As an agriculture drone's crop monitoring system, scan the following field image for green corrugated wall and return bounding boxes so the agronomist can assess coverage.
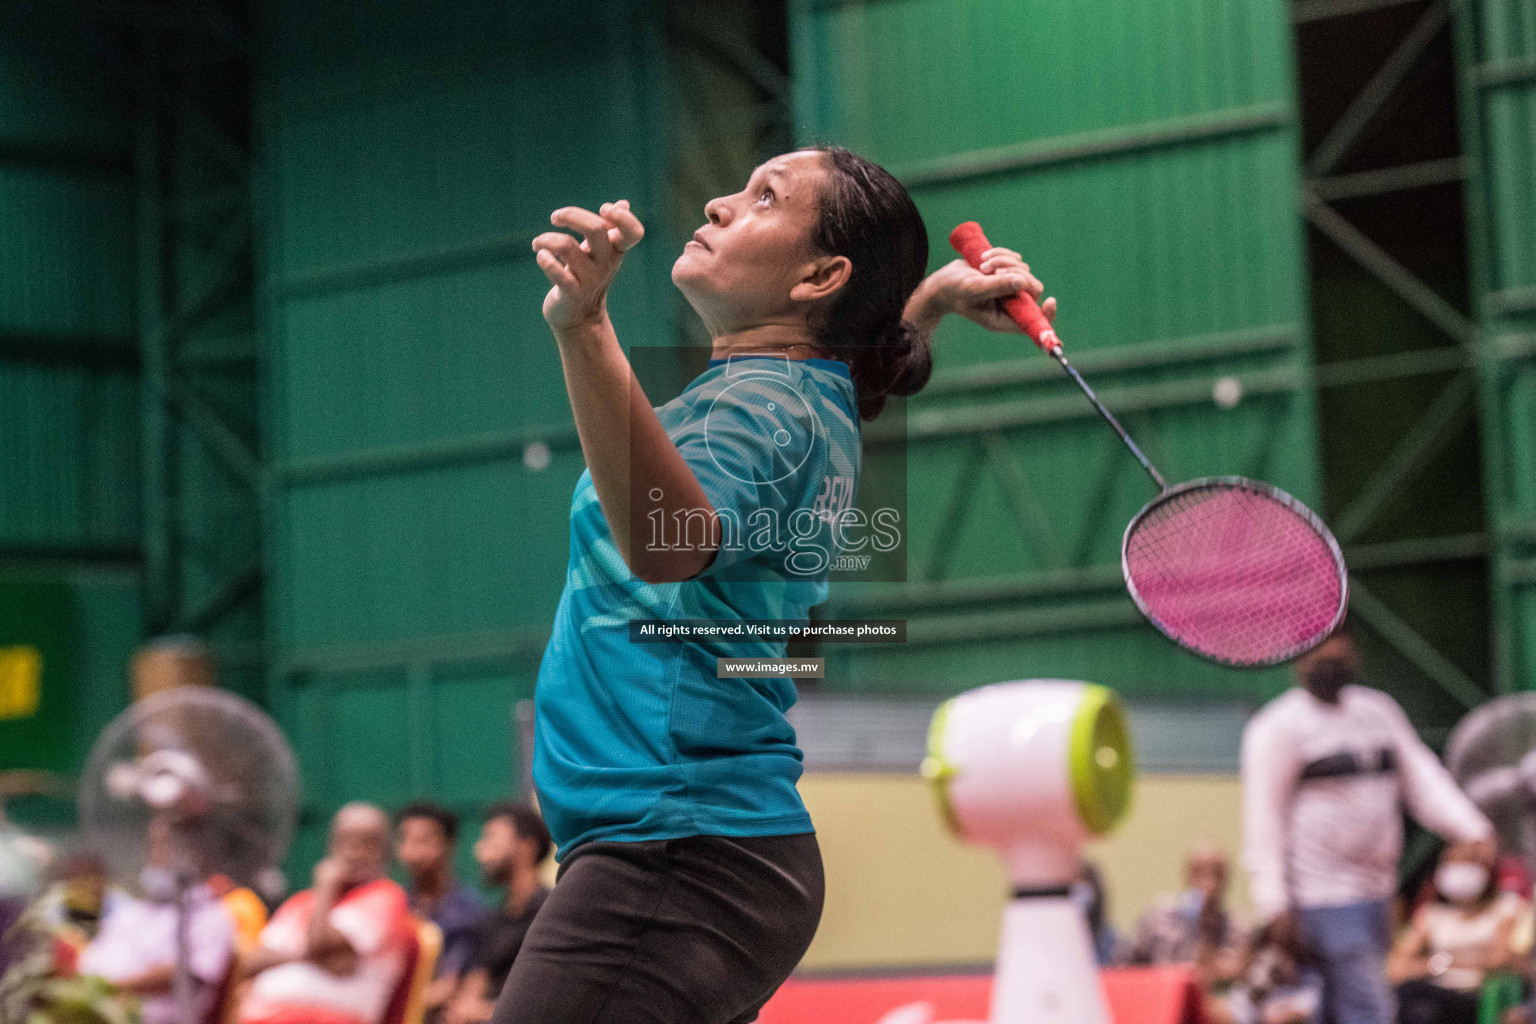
[0,6,140,786]
[1455,0,1536,694]
[256,0,671,866]
[793,0,1321,701]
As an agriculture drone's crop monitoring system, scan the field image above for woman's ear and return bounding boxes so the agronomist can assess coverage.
[790,255,852,303]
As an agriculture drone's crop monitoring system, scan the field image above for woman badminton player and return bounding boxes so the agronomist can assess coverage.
[498,146,1053,1024]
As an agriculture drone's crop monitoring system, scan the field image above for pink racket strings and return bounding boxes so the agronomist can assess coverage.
[1123,482,1347,666]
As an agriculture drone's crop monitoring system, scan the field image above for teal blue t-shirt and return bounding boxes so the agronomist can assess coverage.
[532,354,862,858]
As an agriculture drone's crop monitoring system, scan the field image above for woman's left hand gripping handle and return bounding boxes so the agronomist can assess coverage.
[533,200,645,331]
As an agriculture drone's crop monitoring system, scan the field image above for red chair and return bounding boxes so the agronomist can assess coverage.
[380,919,440,1024]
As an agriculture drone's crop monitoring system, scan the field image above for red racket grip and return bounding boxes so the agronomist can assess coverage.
[948,221,1060,355]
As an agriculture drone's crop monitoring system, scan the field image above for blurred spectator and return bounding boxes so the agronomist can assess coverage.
[0,818,46,973]
[1388,840,1530,1024]
[1242,631,1493,1024]
[445,803,550,1024]
[1069,859,1122,967]
[76,815,235,1024]
[207,873,269,956]
[238,802,415,1024]
[35,851,122,948]
[1125,843,1246,990]
[1214,925,1324,1024]
[396,801,485,1020]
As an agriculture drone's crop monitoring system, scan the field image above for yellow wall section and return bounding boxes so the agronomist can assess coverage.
[797,771,1248,971]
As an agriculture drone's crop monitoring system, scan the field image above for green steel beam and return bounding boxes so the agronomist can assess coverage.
[0,138,132,176]
[278,421,582,487]
[164,374,263,491]
[830,534,1487,621]
[919,441,985,582]
[166,217,253,337]
[177,331,258,370]
[1489,286,1536,317]
[1349,580,1487,709]
[1451,0,1521,692]
[177,559,262,634]
[1346,532,1487,571]
[177,95,251,180]
[901,600,1144,648]
[266,335,1483,488]
[0,543,142,569]
[136,49,177,635]
[890,102,1292,190]
[172,185,247,229]
[1293,0,1429,23]
[1309,157,1465,203]
[924,324,1300,397]
[274,624,551,677]
[1303,191,1479,347]
[1306,1,1449,176]
[905,365,1302,441]
[980,431,1066,570]
[1493,333,1536,362]
[132,1,264,658]
[1313,345,1469,388]
[0,332,138,371]
[828,564,1125,616]
[668,16,790,104]
[275,228,540,301]
[1333,372,1478,542]
[1476,57,1536,89]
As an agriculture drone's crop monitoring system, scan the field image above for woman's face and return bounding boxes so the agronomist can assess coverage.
[672,151,845,335]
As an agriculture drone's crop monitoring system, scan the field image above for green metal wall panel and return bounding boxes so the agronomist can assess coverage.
[793,0,1320,701]
[1454,0,1536,690]
[257,0,671,851]
[0,6,142,788]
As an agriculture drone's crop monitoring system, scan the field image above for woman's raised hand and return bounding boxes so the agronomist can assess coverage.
[904,246,1057,336]
[532,200,645,331]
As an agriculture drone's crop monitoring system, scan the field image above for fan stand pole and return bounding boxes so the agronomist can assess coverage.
[173,873,194,1024]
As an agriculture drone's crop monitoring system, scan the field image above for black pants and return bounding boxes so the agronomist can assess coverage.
[1394,979,1479,1024]
[491,833,824,1024]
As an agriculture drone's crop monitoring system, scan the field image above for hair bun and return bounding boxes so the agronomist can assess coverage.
[847,319,932,419]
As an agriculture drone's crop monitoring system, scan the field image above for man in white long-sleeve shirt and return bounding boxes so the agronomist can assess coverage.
[1241,631,1493,1024]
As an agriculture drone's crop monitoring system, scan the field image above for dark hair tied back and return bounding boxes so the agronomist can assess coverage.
[806,145,933,420]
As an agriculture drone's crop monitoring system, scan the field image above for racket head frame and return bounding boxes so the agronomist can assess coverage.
[1120,476,1350,669]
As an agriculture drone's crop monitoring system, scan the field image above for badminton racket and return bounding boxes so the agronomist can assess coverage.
[949,222,1348,668]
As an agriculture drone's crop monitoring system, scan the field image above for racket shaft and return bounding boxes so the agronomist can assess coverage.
[948,221,1167,491]
[1055,355,1167,491]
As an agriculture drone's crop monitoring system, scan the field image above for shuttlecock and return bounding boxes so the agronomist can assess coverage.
[1213,376,1243,409]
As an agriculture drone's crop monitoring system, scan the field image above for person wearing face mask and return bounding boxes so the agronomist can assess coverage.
[1241,630,1495,1024]
[1387,840,1530,1024]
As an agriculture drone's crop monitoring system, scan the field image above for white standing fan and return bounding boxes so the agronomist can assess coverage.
[1445,692,1536,865]
[79,687,300,1024]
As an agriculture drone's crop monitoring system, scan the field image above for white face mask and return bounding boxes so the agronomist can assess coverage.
[1435,862,1490,903]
